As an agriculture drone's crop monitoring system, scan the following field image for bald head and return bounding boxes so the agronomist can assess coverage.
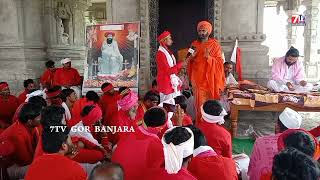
[89,163,124,180]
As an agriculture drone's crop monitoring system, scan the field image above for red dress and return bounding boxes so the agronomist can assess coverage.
[197,120,232,158]
[53,67,81,87]
[112,126,164,180]
[0,121,39,167]
[156,47,183,95]
[25,153,87,180]
[0,95,19,129]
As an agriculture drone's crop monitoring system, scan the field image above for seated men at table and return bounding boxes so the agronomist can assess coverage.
[267,46,313,92]
[53,58,82,98]
[197,100,232,158]
[187,125,238,180]
[248,107,302,180]
[224,61,238,86]
[143,126,196,180]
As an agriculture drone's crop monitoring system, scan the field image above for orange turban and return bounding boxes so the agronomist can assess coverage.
[157,31,171,42]
[197,21,212,34]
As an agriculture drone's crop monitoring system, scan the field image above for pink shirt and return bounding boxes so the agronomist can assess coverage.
[271,56,305,84]
[248,133,281,180]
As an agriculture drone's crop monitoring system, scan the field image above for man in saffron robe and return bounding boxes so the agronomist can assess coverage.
[248,107,302,180]
[99,83,121,126]
[143,126,196,180]
[53,58,82,98]
[40,60,56,89]
[187,125,238,180]
[25,125,87,180]
[197,100,232,158]
[156,31,183,102]
[17,79,35,105]
[0,82,19,132]
[0,103,42,178]
[112,107,167,180]
[187,21,225,123]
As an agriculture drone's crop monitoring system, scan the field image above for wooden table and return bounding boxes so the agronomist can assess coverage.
[230,103,320,137]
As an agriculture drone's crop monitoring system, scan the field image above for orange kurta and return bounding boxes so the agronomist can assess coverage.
[188,38,225,122]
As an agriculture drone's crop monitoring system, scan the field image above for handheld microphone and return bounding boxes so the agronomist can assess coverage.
[186,46,196,58]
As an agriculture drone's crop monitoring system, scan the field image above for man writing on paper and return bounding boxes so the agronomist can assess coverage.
[267,46,313,93]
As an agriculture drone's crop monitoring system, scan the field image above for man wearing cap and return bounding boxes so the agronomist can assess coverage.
[267,46,313,92]
[197,100,232,158]
[187,21,225,123]
[143,126,196,180]
[53,58,82,97]
[248,107,302,180]
[40,60,56,89]
[0,82,19,132]
[99,32,123,75]
[156,31,184,103]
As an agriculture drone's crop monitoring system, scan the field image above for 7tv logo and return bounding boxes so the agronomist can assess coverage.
[291,15,306,26]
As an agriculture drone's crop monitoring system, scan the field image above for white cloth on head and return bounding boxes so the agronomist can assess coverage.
[25,90,44,102]
[69,121,100,146]
[158,46,182,95]
[201,105,228,125]
[61,102,72,120]
[158,98,175,128]
[279,107,302,129]
[193,145,215,157]
[162,127,194,174]
[61,58,71,65]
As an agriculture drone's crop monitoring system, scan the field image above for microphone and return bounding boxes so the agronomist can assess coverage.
[186,46,196,58]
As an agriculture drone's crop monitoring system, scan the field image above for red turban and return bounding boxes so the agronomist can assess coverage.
[0,82,9,91]
[82,105,102,126]
[105,32,115,37]
[197,21,212,34]
[118,90,138,111]
[45,89,61,99]
[157,31,171,42]
[102,84,114,93]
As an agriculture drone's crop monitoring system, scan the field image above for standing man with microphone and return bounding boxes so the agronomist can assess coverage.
[187,21,225,124]
[156,31,189,102]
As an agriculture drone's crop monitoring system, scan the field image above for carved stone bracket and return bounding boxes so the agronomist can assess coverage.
[213,0,222,39]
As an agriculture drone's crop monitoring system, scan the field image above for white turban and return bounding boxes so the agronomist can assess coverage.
[25,90,44,102]
[162,127,194,174]
[201,105,228,125]
[279,107,302,129]
[61,58,71,65]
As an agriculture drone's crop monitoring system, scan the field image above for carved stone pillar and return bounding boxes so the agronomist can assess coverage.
[44,0,91,73]
[0,0,46,94]
[216,0,269,85]
[302,0,320,79]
